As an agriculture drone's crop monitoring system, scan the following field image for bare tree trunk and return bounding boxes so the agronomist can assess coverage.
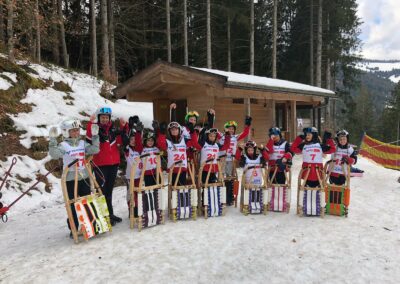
[309,0,314,85]
[100,0,110,76]
[227,11,231,71]
[166,0,171,63]
[51,0,59,64]
[108,0,116,77]
[183,0,188,65]
[247,0,254,119]
[35,0,41,63]
[6,0,14,63]
[272,0,277,78]
[206,0,211,68]
[316,0,322,87]
[0,3,4,43]
[142,4,148,67]
[326,14,331,90]
[250,0,254,75]
[90,0,98,76]
[58,0,69,68]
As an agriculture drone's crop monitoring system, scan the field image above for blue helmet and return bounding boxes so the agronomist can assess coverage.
[268,127,281,137]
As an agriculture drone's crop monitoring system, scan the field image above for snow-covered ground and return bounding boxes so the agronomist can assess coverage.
[1,157,399,283]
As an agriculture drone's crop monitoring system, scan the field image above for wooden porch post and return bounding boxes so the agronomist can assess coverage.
[271,99,276,126]
[290,100,297,141]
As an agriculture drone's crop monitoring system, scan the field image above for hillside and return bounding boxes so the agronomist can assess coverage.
[0,56,152,214]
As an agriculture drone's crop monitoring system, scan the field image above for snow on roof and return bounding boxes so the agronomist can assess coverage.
[193,67,335,96]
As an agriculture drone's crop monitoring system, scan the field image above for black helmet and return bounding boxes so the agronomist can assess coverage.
[303,127,319,143]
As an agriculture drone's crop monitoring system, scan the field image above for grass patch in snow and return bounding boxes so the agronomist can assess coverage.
[45,159,62,178]
[54,81,72,93]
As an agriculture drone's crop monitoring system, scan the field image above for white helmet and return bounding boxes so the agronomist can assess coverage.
[60,119,82,138]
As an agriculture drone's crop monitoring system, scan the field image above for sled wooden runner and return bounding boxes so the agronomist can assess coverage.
[266,165,292,213]
[168,160,198,222]
[324,161,351,217]
[296,165,326,217]
[239,164,268,216]
[61,157,112,244]
[198,157,226,218]
[129,153,166,231]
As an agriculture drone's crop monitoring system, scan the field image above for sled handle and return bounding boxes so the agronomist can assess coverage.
[174,160,183,166]
[67,159,79,168]
[205,158,214,164]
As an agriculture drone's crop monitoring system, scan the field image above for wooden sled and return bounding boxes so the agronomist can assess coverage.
[129,153,167,231]
[198,158,226,218]
[267,165,292,213]
[61,158,112,244]
[296,166,325,217]
[239,164,268,216]
[168,160,198,222]
[324,161,351,217]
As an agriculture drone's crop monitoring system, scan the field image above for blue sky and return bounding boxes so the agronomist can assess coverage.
[357,0,400,60]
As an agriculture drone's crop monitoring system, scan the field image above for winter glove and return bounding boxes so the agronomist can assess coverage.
[299,134,305,140]
[129,116,140,128]
[244,116,252,126]
[49,127,59,138]
[152,120,160,131]
[159,122,167,134]
[91,124,99,136]
[136,121,144,132]
[341,156,349,164]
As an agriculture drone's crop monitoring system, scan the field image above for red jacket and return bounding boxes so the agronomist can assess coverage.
[87,121,122,166]
[290,136,336,181]
[266,138,293,172]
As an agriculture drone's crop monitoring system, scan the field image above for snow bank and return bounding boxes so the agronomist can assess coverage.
[0,157,399,283]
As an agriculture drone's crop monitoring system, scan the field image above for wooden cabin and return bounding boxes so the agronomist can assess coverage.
[113,60,335,144]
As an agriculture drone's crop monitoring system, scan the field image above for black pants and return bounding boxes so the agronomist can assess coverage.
[202,171,217,184]
[66,179,91,230]
[305,180,321,188]
[269,171,286,184]
[225,180,235,205]
[144,174,157,187]
[95,164,119,216]
[329,175,346,186]
[171,171,187,186]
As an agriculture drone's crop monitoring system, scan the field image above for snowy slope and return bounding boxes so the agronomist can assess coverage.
[356,60,400,83]
[0,157,399,283]
[0,62,152,214]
